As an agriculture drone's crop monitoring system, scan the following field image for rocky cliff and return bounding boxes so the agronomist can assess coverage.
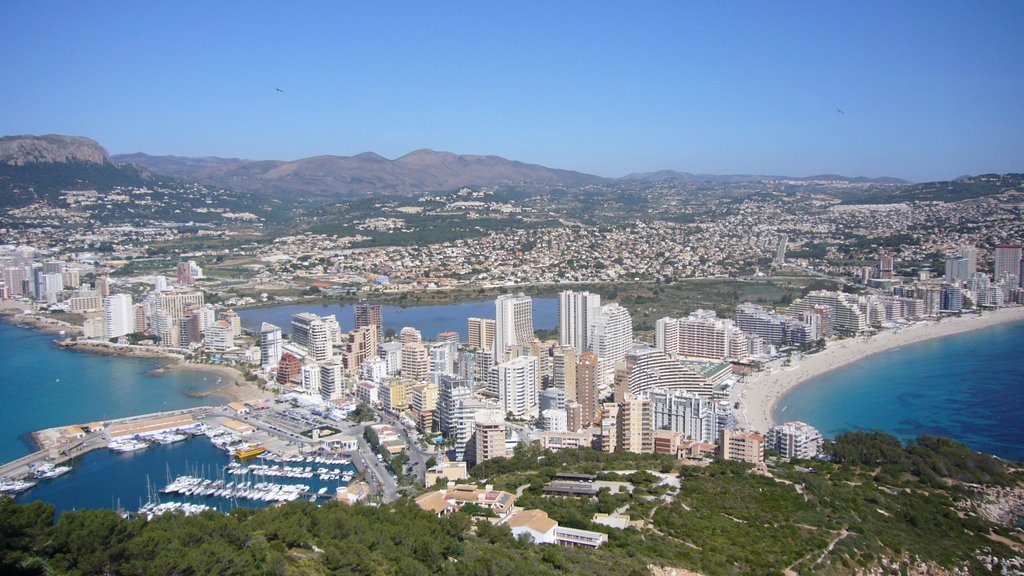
[0,135,111,166]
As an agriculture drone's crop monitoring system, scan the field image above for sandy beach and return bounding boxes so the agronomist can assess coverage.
[733,307,1024,434]
[53,337,272,404]
[164,361,274,403]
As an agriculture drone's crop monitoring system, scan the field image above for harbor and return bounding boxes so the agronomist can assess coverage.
[0,396,389,515]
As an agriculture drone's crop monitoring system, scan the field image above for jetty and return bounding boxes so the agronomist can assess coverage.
[0,406,214,482]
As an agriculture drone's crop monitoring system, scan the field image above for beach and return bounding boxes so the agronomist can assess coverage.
[0,303,273,406]
[164,362,274,403]
[733,307,1024,434]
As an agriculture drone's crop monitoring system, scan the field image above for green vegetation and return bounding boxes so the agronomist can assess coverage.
[346,402,376,423]
[826,431,1016,486]
[0,162,149,208]
[848,173,1024,204]
[2,431,1021,575]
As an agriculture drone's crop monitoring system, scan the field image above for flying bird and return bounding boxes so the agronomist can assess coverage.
[836,108,845,114]
[276,88,284,93]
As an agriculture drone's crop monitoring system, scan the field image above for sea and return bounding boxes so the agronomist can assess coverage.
[3,298,556,514]
[5,302,1022,514]
[13,435,355,516]
[0,321,221,463]
[774,319,1024,462]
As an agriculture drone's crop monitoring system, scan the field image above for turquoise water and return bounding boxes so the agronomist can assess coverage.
[0,322,222,462]
[5,305,1022,515]
[775,319,1024,461]
[237,298,559,340]
[15,435,355,516]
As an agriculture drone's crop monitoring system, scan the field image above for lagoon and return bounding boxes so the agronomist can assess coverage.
[236,298,559,340]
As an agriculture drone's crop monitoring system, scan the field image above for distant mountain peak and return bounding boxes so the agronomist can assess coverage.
[620,169,908,185]
[0,134,111,166]
[112,147,605,202]
[350,151,388,161]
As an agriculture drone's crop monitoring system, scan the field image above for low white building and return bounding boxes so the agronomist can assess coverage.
[503,509,608,548]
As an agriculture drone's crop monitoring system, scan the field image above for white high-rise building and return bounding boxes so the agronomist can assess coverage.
[291,313,332,362]
[320,360,345,402]
[786,291,868,334]
[960,246,978,277]
[40,273,64,304]
[301,364,321,396]
[625,347,723,398]
[495,293,533,362]
[945,256,971,284]
[360,358,388,383]
[260,322,283,369]
[438,374,473,437]
[103,294,134,338]
[430,341,456,376]
[453,398,493,461]
[540,408,568,432]
[557,290,601,353]
[589,303,633,388]
[381,341,403,375]
[204,320,234,351]
[656,310,749,361]
[489,355,539,418]
[157,290,204,320]
[766,421,823,460]
[649,388,718,443]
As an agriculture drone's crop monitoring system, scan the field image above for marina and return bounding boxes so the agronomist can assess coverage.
[13,434,359,516]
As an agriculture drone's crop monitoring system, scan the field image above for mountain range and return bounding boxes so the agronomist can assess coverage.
[113,151,908,199]
[112,149,607,201]
[5,134,994,206]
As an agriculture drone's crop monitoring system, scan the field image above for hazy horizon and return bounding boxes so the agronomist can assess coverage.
[2,1,1022,182]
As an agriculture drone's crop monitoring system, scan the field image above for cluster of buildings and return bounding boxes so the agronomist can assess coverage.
[941,245,1024,308]
[415,482,608,549]
[847,246,1024,316]
[253,287,834,469]
[0,252,253,355]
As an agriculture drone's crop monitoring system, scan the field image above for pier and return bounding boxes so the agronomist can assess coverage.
[3,400,403,505]
[0,406,214,481]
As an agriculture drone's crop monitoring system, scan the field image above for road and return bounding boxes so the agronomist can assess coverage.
[353,423,399,502]
[0,434,107,479]
[378,412,436,485]
[223,407,401,502]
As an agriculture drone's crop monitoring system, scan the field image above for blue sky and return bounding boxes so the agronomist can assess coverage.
[1,2,1022,181]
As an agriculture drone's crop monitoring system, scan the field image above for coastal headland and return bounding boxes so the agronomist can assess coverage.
[0,303,81,336]
[733,306,1024,434]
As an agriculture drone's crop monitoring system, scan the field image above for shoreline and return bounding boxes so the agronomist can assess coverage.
[162,362,274,403]
[59,340,273,404]
[0,305,82,336]
[2,316,273,407]
[733,307,1024,434]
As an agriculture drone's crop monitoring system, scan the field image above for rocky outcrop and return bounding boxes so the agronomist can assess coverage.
[0,134,111,166]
